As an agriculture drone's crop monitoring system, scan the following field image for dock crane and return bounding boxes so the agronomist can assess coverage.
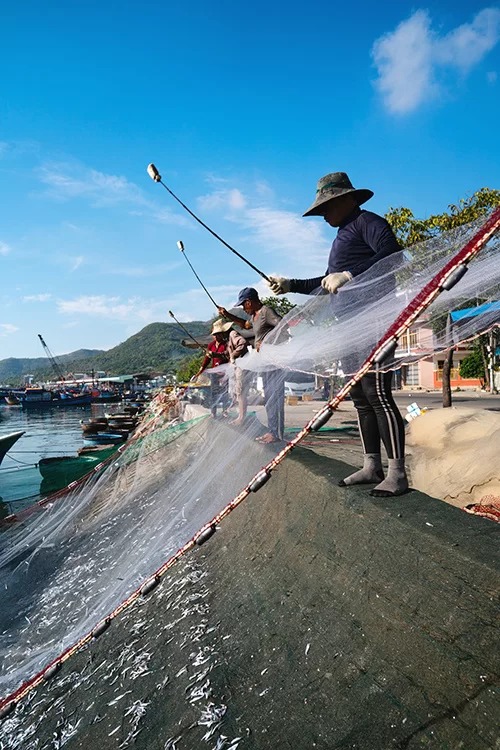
[38,334,66,382]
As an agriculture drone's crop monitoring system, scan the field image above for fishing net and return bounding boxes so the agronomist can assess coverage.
[241,216,500,380]
[0,214,498,710]
[405,406,500,509]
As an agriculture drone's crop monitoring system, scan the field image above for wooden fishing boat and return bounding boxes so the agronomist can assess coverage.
[20,388,93,408]
[38,445,118,494]
[20,387,54,405]
[4,394,21,406]
[81,418,109,434]
[89,390,122,403]
[106,417,137,430]
[0,431,25,467]
[57,392,93,406]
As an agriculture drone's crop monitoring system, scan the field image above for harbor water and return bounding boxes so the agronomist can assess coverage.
[0,403,112,517]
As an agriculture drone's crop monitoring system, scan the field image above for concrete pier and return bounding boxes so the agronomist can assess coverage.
[0,418,498,749]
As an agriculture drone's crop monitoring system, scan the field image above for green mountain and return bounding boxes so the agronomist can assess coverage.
[0,322,211,384]
[0,349,103,383]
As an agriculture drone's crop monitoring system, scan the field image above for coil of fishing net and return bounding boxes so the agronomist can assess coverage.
[0,214,498,704]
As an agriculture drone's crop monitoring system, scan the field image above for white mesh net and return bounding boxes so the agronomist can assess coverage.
[0,215,498,703]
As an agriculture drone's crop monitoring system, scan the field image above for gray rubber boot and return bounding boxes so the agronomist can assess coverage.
[339,453,384,487]
[370,457,409,497]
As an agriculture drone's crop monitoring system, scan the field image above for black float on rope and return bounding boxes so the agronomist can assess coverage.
[195,524,216,545]
[310,407,334,432]
[440,263,468,291]
[92,618,111,639]
[248,469,271,492]
[141,576,161,596]
[373,337,398,365]
[42,662,61,682]
[0,702,16,721]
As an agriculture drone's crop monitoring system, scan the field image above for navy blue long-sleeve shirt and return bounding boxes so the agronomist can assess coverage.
[290,207,401,294]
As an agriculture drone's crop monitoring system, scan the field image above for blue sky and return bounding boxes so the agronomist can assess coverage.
[1,0,499,359]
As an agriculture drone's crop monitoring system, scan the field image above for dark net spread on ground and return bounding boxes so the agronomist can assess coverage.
[0,216,498,710]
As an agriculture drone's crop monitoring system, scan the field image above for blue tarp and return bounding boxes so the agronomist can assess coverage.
[450,301,500,323]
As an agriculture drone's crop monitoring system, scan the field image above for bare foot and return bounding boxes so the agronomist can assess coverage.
[255,432,279,444]
[230,418,244,426]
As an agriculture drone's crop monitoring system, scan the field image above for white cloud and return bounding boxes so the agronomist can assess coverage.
[37,161,187,227]
[196,184,329,275]
[372,7,500,114]
[130,206,189,227]
[435,8,500,70]
[56,293,216,330]
[0,323,18,336]
[198,188,247,212]
[69,256,84,272]
[23,293,52,302]
[372,11,435,114]
[57,295,144,321]
[166,286,236,322]
[243,206,328,271]
[38,163,144,206]
[0,241,11,255]
[106,261,182,278]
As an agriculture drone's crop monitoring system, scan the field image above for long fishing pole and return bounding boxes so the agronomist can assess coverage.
[168,310,207,351]
[147,163,270,282]
[177,240,219,308]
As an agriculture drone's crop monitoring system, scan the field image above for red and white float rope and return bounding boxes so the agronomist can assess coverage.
[1,207,499,720]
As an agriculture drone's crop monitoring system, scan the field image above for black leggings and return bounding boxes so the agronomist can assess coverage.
[350,371,405,459]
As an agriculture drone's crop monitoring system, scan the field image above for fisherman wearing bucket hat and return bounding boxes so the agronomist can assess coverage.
[268,171,408,498]
[193,318,232,418]
[302,172,374,218]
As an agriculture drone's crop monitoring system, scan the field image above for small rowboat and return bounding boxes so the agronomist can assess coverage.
[83,433,126,446]
[4,395,20,406]
[38,446,118,494]
[81,418,109,434]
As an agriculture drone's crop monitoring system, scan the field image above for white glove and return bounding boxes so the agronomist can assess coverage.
[321,271,352,294]
[268,275,291,295]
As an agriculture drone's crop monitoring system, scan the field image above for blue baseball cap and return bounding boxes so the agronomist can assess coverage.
[236,287,259,306]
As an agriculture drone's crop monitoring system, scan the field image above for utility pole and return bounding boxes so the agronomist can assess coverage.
[488,329,498,394]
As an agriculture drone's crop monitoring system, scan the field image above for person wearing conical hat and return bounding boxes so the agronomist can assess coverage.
[193,319,232,418]
[268,172,408,497]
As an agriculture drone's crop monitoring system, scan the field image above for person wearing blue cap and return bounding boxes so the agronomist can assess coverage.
[219,288,285,443]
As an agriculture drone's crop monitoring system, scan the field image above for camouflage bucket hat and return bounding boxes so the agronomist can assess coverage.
[303,172,374,217]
